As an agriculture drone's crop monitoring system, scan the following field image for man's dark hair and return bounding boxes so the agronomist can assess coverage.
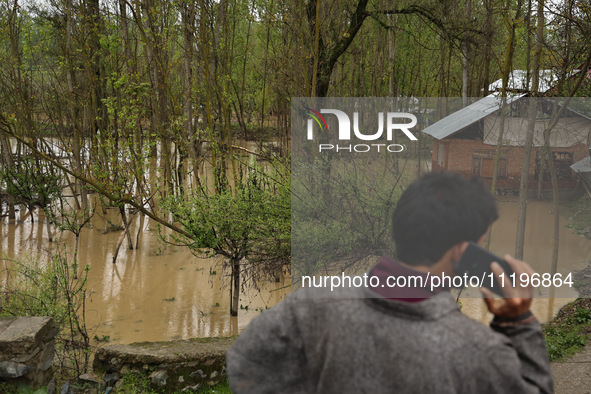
[392,171,498,266]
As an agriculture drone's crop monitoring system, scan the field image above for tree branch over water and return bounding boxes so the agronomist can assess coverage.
[0,117,193,239]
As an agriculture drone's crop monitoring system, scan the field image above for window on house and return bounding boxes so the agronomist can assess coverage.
[535,151,573,181]
[472,150,507,179]
[437,144,444,167]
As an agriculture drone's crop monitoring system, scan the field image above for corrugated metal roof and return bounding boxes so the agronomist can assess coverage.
[488,70,563,93]
[571,156,591,173]
[422,94,526,140]
[482,116,590,147]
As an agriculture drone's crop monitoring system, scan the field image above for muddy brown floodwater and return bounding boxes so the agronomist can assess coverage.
[460,197,591,325]
[0,206,289,344]
[1,196,590,345]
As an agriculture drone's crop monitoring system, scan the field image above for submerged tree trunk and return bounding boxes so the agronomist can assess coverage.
[0,133,16,221]
[230,258,240,316]
[44,207,54,242]
[537,147,545,199]
[543,133,560,275]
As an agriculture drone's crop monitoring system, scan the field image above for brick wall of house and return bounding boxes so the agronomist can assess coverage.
[430,139,588,190]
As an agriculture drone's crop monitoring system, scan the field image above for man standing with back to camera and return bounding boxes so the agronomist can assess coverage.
[226,171,553,393]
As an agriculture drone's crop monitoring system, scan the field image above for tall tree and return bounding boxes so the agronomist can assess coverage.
[515,0,543,260]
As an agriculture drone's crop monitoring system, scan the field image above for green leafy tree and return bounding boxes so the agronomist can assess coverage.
[0,252,91,378]
[163,160,290,316]
[0,154,62,240]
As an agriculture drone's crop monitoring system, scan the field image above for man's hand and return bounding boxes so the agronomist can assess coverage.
[481,255,534,318]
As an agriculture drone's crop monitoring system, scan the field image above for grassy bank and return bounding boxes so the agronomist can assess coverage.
[543,297,591,361]
[544,194,591,361]
[113,373,232,393]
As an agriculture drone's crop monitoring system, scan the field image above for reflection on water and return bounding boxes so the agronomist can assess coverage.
[1,196,590,344]
[0,206,288,344]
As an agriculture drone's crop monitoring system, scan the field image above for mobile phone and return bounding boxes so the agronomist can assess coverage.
[453,242,514,296]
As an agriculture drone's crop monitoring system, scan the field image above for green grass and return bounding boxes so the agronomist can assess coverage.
[115,373,157,393]
[543,300,591,361]
[198,378,232,393]
[106,372,232,393]
[0,383,17,394]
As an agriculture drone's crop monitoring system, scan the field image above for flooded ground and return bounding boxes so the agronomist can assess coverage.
[2,194,590,344]
[460,197,591,324]
[0,206,289,344]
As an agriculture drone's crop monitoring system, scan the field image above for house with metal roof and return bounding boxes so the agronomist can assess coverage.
[570,150,591,197]
[422,93,591,192]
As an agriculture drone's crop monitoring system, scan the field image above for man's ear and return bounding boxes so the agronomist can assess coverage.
[451,241,469,263]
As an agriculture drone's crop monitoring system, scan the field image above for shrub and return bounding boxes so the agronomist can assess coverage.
[0,251,91,379]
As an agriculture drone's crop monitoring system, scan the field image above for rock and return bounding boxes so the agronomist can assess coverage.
[38,343,55,371]
[104,372,120,386]
[221,366,227,376]
[13,346,40,363]
[0,317,57,354]
[78,372,102,388]
[93,338,233,373]
[114,378,124,390]
[182,383,201,392]
[47,378,56,394]
[149,370,168,387]
[0,361,33,378]
[90,337,235,391]
[60,381,74,394]
[0,317,57,387]
[0,318,16,336]
[108,358,120,371]
[190,369,206,379]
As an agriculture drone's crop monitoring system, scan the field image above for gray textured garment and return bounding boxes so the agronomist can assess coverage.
[226,288,553,393]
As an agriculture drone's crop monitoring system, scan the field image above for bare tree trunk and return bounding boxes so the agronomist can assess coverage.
[537,147,545,198]
[491,0,523,194]
[310,0,320,96]
[388,14,399,171]
[0,134,15,221]
[543,134,560,275]
[119,0,132,65]
[515,0,543,260]
[136,213,145,249]
[112,207,137,264]
[44,207,53,242]
[120,206,134,249]
[65,0,82,211]
[482,0,493,96]
[230,258,240,316]
[462,0,471,106]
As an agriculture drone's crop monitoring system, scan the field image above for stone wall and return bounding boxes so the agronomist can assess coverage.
[0,317,235,392]
[0,317,58,387]
[93,337,235,392]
